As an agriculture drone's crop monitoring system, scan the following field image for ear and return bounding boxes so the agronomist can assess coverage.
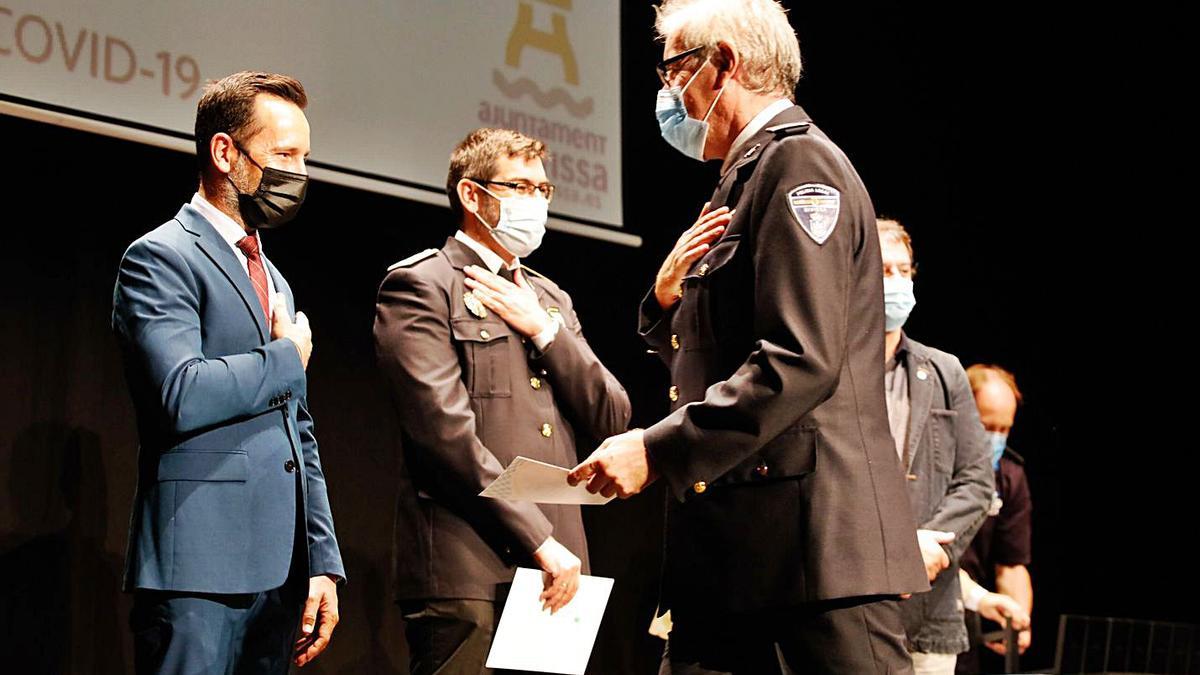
[457,178,482,216]
[210,132,237,176]
[712,41,739,90]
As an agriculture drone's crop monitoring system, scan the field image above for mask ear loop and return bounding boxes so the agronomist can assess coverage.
[461,178,508,255]
[678,59,727,124]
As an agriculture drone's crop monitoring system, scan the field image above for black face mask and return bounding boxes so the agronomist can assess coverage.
[228,144,308,229]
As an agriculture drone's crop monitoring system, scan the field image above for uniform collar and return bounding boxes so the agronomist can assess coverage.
[719,104,811,176]
[453,229,519,274]
[726,98,794,163]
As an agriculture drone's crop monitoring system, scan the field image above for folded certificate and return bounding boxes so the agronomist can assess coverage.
[486,567,615,674]
[480,456,613,505]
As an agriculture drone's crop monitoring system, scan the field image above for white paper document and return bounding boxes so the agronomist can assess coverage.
[480,456,613,505]
[486,567,615,675]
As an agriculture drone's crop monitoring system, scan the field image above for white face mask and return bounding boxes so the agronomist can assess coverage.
[470,183,548,258]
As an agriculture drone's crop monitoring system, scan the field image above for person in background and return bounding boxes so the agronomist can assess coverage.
[959,364,1034,672]
[877,218,994,675]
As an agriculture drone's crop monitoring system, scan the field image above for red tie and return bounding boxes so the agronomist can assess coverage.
[236,235,271,322]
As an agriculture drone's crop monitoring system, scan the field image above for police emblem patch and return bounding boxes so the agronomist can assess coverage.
[786,183,841,244]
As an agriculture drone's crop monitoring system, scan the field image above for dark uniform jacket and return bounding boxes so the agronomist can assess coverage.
[638,105,928,616]
[894,334,994,654]
[375,235,631,601]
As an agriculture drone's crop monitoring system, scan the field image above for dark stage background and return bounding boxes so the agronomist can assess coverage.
[0,3,1185,673]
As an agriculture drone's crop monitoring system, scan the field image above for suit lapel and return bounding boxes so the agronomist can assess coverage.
[263,255,293,320]
[177,204,269,343]
[904,347,935,472]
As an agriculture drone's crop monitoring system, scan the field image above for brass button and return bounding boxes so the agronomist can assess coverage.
[480,329,491,340]
[698,263,709,276]
[668,385,679,402]
[670,334,680,350]
[530,377,542,390]
[541,423,553,438]
[755,462,769,477]
[692,481,707,494]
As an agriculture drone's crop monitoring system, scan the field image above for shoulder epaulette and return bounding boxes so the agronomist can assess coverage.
[519,264,552,283]
[387,248,438,271]
[765,121,811,136]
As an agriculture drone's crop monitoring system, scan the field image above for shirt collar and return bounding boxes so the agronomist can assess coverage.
[454,229,519,275]
[190,192,258,253]
[726,98,794,162]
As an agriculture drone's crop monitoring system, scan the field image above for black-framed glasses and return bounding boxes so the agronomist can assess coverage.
[656,45,706,87]
[471,178,555,202]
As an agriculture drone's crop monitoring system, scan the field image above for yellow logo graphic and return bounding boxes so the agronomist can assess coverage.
[494,0,593,119]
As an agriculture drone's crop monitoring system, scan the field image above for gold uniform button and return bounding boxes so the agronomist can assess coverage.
[671,334,680,350]
[530,377,542,390]
[541,423,553,438]
[668,385,679,402]
[756,462,769,477]
[698,263,709,276]
[692,481,707,494]
[479,329,491,340]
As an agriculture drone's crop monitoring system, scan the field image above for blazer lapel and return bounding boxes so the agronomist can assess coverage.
[177,204,269,343]
[904,347,935,472]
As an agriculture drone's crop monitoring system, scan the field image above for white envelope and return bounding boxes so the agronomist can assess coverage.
[480,456,613,505]
[486,567,615,675]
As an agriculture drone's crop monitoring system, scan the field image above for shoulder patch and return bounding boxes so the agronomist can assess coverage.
[786,183,841,244]
[387,248,438,271]
[765,121,810,136]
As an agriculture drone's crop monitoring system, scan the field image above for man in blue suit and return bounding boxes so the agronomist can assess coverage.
[112,71,344,674]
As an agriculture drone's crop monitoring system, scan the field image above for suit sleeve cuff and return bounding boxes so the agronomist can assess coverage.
[645,415,697,503]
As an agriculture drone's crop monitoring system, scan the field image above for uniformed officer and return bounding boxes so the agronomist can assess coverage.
[569,1,929,672]
[373,127,631,675]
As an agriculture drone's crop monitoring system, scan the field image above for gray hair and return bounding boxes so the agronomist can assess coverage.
[655,0,802,100]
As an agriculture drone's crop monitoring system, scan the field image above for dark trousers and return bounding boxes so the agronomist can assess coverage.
[661,595,915,675]
[400,598,541,675]
[130,478,308,675]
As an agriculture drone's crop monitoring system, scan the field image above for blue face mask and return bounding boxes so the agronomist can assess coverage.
[656,60,725,161]
[883,275,916,331]
[986,431,1008,470]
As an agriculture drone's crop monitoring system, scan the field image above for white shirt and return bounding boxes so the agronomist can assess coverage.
[726,98,794,163]
[454,230,558,351]
[190,192,277,309]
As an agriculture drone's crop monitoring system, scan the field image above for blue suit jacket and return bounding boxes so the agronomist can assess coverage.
[112,203,344,594]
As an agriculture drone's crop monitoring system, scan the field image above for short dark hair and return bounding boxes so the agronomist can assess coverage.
[446,128,547,222]
[194,71,307,176]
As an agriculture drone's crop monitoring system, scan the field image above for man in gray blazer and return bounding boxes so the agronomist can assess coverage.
[112,71,344,674]
[373,128,631,675]
[878,218,994,674]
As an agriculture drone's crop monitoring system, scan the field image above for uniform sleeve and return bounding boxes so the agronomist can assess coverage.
[373,267,553,555]
[111,236,307,435]
[921,355,996,566]
[644,136,858,501]
[637,285,677,366]
[531,289,631,444]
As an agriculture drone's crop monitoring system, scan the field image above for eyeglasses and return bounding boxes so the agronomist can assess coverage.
[656,45,706,87]
[471,178,556,202]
